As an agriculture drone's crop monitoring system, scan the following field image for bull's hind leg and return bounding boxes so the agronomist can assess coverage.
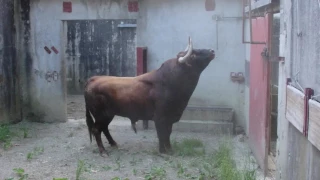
[102,115,118,147]
[92,124,108,157]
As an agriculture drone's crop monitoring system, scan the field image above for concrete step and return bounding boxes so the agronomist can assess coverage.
[181,106,234,122]
[136,119,234,135]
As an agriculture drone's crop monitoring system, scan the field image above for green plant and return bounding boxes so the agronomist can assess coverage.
[102,165,112,171]
[172,138,205,157]
[53,178,68,180]
[114,156,121,171]
[133,169,137,176]
[0,125,12,149]
[111,177,129,180]
[76,160,85,180]
[21,128,29,138]
[27,146,44,160]
[13,168,28,180]
[144,166,166,180]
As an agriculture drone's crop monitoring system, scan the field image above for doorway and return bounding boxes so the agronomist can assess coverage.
[62,19,137,119]
[268,12,280,177]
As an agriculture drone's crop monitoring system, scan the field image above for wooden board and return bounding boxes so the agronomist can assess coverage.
[308,99,320,151]
[285,85,305,133]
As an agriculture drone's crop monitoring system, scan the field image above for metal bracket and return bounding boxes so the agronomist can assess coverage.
[230,72,245,83]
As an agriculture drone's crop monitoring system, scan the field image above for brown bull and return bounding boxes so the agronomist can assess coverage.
[84,37,215,156]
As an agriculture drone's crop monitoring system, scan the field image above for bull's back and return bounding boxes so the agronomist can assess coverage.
[85,75,155,120]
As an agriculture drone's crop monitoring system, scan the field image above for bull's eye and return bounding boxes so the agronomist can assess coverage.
[191,54,196,59]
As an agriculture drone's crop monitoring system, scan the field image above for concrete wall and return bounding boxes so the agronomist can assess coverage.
[277,0,320,179]
[27,0,138,122]
[25,0,246,126]
[137,0,246,127]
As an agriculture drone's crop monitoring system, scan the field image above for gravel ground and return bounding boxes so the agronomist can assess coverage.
[0,95,271,180]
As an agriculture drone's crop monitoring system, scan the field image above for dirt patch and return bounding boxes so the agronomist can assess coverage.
[0,118,270,180]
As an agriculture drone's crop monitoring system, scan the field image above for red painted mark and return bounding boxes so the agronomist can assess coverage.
[136,47,147,75]
[51,46,59,54]
[44,46,51,54]
[128,1,139,12]
[63,2,72,13]
[205,0,216,11]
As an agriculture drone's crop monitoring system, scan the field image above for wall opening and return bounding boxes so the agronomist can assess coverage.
[62,19,137,120]
[268,12,280,177]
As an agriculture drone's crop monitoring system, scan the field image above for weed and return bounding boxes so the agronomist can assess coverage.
[102,165,112,171]
[13,168,28,180]
[111,177,129,180]
[76,160,86,180]
[144,166,166,180]
[21,128,29,138]
[27,146,44,160]
[133,169,137,176]
[0,125,12,149]
[53,178,68,180]
[172,138,205,157]
[114,156,121,171]
[26,152,33,160]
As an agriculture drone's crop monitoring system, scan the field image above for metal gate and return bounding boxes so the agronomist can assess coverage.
[249,13,271,174]
[64,19,137,94]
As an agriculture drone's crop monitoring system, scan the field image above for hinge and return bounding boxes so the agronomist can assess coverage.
[261,47,285,62]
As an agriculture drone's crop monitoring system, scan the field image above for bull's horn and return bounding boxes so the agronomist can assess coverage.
[178,37,193,63]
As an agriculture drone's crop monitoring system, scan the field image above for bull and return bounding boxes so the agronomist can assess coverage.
[84,37,215,156]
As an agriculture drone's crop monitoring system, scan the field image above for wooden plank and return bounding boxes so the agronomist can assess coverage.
[308,99,320,151]
[285,85,305,133]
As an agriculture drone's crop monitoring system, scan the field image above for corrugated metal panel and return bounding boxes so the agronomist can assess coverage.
[65,19,137,94]
[0,0,21,124]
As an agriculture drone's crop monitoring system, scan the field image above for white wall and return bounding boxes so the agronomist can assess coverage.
[137,0,246,125]
[28,0,138,122]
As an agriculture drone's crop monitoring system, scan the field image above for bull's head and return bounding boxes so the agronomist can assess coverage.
[178,37,215,69]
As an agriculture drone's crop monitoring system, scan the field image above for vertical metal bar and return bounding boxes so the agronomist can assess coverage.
[242,0,266,44]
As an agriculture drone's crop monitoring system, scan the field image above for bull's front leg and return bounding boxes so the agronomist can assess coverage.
[155,121,173,154]
[155,121,166,153]
[164,123,173,152]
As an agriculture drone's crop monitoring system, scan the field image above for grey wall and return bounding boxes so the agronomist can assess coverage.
[137,0,246,127]
[277,0,320,179]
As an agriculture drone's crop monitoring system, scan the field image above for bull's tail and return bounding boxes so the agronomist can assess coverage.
[85,104,94,143]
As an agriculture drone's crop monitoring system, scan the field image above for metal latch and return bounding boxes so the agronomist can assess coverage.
[261,47,285,62]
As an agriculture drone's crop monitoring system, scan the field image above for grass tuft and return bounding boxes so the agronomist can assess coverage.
[144,166,166,180]
[0,125,13,150]
[172,138,205,157]
[76,160,86,180]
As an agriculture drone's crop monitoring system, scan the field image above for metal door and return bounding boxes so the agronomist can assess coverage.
[249,14,271,174]
[64,19,137,94]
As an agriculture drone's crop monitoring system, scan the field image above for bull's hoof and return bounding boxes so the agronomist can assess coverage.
[99,149,109,157]
[159,148,167,154]
[110,142,118,148]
